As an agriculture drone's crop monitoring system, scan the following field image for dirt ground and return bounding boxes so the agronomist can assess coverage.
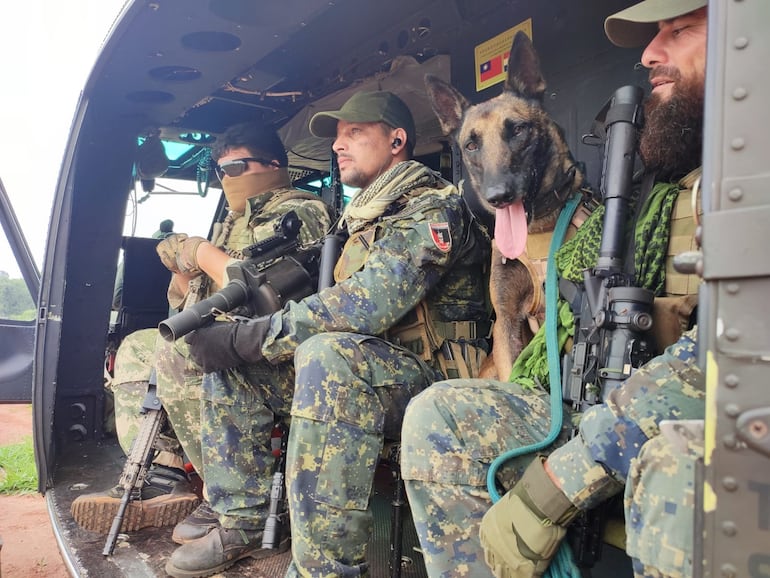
[0,404,68,577]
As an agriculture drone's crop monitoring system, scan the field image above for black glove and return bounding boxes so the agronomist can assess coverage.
[185,317,271,373]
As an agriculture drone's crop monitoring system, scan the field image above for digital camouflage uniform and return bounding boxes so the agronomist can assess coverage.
[623,422,704,578]
[111,328,183,469]
[110,182,330,475]
[401,173,702,578]
[198,160,490,577]
[548,328,703,577]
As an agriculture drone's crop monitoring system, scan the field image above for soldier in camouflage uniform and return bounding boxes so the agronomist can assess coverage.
[71,122,331,538]
[400,1,709,577]
[169,91,490,577]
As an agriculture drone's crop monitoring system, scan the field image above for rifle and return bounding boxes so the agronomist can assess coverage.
[258,206,345,550]
[103,370,165,556]
[560,85,654,566]
[158,210,323,342]
[320,145,345,222]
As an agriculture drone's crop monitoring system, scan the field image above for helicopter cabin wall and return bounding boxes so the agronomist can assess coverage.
[52,111,138,445]
[446,0,643,191]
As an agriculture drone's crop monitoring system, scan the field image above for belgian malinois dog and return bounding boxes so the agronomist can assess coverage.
[426,31,585,380]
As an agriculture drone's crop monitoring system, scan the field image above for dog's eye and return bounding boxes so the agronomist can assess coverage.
[506,121,528,139]
[465,141,479,152]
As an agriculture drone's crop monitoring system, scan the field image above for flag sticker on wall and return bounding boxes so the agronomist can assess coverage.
[479,56,503,82]
[475,19,532,92]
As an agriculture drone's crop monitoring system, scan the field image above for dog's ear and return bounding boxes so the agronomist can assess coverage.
[424,74,470,136]
[504,31,546,102]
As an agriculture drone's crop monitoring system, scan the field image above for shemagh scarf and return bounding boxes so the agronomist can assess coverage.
[342,160,451,234]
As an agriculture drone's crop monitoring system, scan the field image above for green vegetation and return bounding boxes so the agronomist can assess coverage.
[0,272,36,320]
[0,436,38,494]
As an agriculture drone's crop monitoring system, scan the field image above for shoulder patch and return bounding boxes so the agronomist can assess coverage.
[429,222,452,252]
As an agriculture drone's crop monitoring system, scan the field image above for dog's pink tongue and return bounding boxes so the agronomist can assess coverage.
[494,200,528,260]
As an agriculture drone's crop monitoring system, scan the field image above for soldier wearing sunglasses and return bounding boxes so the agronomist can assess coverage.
[71,122,332,545]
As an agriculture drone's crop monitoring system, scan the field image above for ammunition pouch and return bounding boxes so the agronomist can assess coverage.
[387,302,489,379]
[652,294,698,351]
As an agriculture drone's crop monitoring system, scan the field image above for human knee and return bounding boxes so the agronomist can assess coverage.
[293,334,385,431]
[294,332,356,385]
[402,382,457,458]
[113,328,156,386]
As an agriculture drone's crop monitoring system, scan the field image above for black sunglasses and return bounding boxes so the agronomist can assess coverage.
[215,157,278,180]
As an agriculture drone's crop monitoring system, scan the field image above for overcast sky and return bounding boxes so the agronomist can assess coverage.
[0,0,222,280]
[0,1,127,278]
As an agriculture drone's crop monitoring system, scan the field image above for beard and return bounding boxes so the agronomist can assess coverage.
[640,68,705,181]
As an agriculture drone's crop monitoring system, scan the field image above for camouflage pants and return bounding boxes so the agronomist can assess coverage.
[111,328,184,470]
[200,332,438,577]
[401,328,704,578]
[625,429,703,578]
[401,380,573,577]
[155,334,206,473]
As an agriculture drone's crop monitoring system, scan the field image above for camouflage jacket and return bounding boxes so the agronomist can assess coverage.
[261,162,490,364]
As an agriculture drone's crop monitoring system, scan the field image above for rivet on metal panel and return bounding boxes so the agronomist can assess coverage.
[720,563,737,578]
[725,282,740,294]
[734,36,749,49]
[725,403,741,418]
[722,476,738,491]
[724,374,740,388]
[732,87,748,100]
[730,137,745,150]
[721,521,737,536]
[727,187,743,202]
[725,327,741,341]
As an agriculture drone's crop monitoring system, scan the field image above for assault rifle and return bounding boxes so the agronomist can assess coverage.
[103,370,165,556]
[158,210,322,342]
[560,85,655,566]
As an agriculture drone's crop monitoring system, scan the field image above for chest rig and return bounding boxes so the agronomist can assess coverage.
[333,192,488,380]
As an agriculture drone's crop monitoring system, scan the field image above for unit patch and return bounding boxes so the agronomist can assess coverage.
[429,222,452,252]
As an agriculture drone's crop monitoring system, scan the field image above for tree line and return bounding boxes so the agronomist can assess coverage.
[0,272,36,320]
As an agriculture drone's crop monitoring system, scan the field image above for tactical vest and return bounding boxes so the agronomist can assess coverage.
[515,198,594,335]
[654,168,701,348]
[333,189,489,379]
[183,188,325,307]
[520,170,702,351]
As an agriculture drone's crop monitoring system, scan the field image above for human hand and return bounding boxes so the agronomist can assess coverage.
[185,317,271,372]
[479,457,576,577]
[156,234,208,275]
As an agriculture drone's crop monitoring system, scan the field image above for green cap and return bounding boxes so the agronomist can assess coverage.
[309,91,416,147]
[605,0,708,48]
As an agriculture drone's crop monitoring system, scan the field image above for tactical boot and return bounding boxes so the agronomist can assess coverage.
[165,527,281,578]
[172,500,220,544]
[71,465,199,533]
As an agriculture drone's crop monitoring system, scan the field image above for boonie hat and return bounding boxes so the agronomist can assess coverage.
[309,91,416,147]
[605,0,708,48]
